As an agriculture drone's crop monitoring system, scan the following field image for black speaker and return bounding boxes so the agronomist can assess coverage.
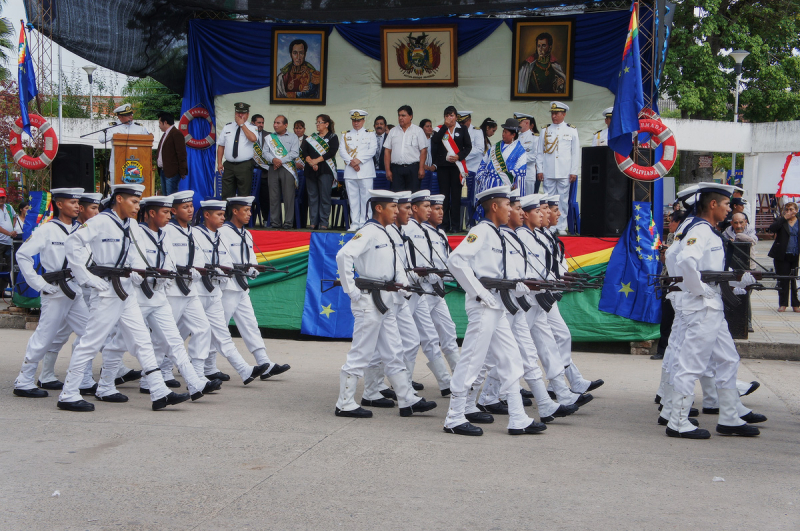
[51,144,95,192]
[579,146,632,237]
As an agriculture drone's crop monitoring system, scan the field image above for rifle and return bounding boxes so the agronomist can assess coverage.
[476,278,520,315]
[410,267,449,297]
[234,263,290,275]
[88,266,181,300]
[40,269,77,300]
[655,270,800,308]
[173,265,195,296]
[200,264,237,293]
[321,277,426,314]
[228,263,290,291]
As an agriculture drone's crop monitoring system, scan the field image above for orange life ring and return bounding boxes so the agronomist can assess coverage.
[179,106,216,149]
[614,117,677,181]
[9,114,59,170]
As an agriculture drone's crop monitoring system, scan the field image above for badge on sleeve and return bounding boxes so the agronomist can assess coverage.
[467,234,477,243]
[686,238,696,245]
[352,233,362,240]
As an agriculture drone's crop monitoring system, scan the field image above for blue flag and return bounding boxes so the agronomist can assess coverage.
[608,2,644,157]
[17,22,38,137]
[301,232,356,338]
[598,201,662,324]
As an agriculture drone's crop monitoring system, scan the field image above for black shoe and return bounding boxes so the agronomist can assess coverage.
[203,379,223,394]
[573,393,593,408]
[96,393,129,402]
[689,407,699,417]
[164,379,181,388]
[37,380,64,390]
[702,407,719,415]
[502,397,533,407]
[244,363,270,385]
[79,384,98,396]
[586,379,605,392]
[440,388,451,397]
[477,402,508,415]
[361,398,395,408]
[115,369,142,385]
[57,400,95,412]
[655,394,662,404]
[541,403,580,423]
[412,381,424,391]
[666,427,710,439]
[443,422,483,436]
[380,389,397,400]
[14,388,48,398]
[152,392,191,411]
[650,352,664,360]
[465,412,494,424]
[139,387,151,394]
[716,423,760,437]
[205,371,231,382]
[260,363,291,380]
[547,390,556,400]
[399,398,437,417]
[520,388,534,399]
[742,381,760,396]
[335,407,372,418]
[740,411,767,424]
[509,420,547,435]
[658,416,698,427]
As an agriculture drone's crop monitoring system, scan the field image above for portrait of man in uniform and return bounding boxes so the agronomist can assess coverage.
[271,28,328,105]
[511,20,574,101]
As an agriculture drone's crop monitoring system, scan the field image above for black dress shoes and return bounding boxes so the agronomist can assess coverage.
[57,399,95,412]
[740,411,767,423]
[655,394,661,404]
[412,381,424,391]
[658,416,698,427]
[502,397,533,407]
[399,398,437,417]
[79,383,98,396]
[689,407,699,417]
[586,379,605,392]
[716,423,760,436]
[260,363,291,380]
[440,388,451,397]
[509,420,547,435]
[547,390,557,400]
[465,412,494,424]
[115,369,142,385]
[443,422,483,436]
[361,398,395,408]
[520,388,534,399]
[380,389,397,400]
[573,393,593,407]
[477,402,508,415]
[702,407,719,415]
[192,379,223,401]
[666,427,710,439]
[164,379,181,388]
[96,393,129,402]
[335,406,373,418]
[139,387,151,394]
[14,388,48,398]
[152,392,191,410]
[243,363,270,385]
[205,371,231,382]
[37,380,64,390]
[742,381,760,396]
[541,403,579,423]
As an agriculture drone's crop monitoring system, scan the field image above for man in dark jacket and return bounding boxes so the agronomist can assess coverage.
[157,112,188,195]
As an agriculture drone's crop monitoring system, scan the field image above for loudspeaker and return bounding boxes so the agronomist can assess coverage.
[579,146,632,237]
[51,144,95,192]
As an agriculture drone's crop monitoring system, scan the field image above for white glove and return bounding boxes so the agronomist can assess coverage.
[212,268,229,287]
[247,267,260,279]
[425,273,440,284]
[190,268,202,282]
[739,272,756,287]
[702,285,717,299]
[514,282,530,297]
[397,289,411,298]
[477,288,497,308]
[733,287,747,295]
[162,278,174,290]
[84,275,109,292]
[130,271,144,286]
[349,290,362,304]
[40,283,60,295]
[406,270,420,283]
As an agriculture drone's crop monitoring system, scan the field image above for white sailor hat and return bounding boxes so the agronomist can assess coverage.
[227,196,255,206]
[113,103,133,116]
[140,195,173,208]
[520,194,543,211]
[513,112,534,120]
[550,101,569,113]
[539,195,550,205]
[602,107,614,118]
[509,188,521,202]
[350,109,368,120]
[110,183,145,197]
[546,195,560,206]
[676,185,699,199]
[410,190,431,203]
[51,187,84,200]
[684,195,697,207]
[200,200,226,210]
[694,182,739,198]
[368,189,399,203]
[100,196,112,208]
[172,190,195,204]
[476,185,511,203]
[429,194,445,205]
[79,192,103,204]
[456,110,473,121]
[396,191,413,204]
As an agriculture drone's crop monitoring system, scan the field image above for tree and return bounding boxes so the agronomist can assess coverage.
[0,0,14,81]
[122,77,182,120]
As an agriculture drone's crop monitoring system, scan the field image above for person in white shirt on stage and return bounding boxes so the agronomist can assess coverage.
[536,102,580,234]
[591,107,613,147]
[98,103,150,184]
[514,112,541,195]
[337,110,377,231]
[384,105,428,193]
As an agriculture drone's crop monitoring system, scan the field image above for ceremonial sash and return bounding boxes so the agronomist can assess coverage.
[441,128,469,184]
[253,140,271,171]
[490,141,515,184]
[307,133,337,175]
[268,133,298,185]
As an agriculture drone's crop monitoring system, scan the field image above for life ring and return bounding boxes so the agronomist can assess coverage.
[614,117,677,181]
[179,106,216,149]
[9,114,59,170]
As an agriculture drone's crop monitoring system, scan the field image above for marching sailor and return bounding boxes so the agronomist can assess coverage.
[337,110,377,231]
[98,103,150,183]
[514,112,541,194]
[591,107,613,147]
[536,102,580,234]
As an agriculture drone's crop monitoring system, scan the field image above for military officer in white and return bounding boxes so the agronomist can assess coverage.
[457,111,485,175]
[591,107,613,147]
[514,112,540,195]
[536,102,580,234]
[98,103,150,183]
[337,110,377,231]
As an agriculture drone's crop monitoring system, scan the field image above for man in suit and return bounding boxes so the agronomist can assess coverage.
[157,112,188,196]
[374,116,388,171]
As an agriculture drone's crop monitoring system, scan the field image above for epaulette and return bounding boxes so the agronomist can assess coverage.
[342,131,349,135]
[226,122,232,125]
[595,130,602,135]
[134,122,143,126]
[473,126,480,130]
[567,123,576,128]
[108,121,117,126]
[366,129,374,132]
[534,132,540,136]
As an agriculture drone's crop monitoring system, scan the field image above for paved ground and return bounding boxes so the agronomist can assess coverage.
[1,330,798,530]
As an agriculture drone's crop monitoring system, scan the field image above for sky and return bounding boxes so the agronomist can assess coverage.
[3,0,127,95]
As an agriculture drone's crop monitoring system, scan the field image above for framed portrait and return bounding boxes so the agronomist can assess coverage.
[511,19,575,101]
[270,27,328,105]
[380,25,458,87]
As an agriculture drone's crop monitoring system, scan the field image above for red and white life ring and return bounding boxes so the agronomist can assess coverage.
[9,114,59,170]
[179,106,216,149]
[614,117,677,181]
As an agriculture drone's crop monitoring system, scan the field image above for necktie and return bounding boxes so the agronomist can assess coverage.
[375,135,383,164]
[232,127,241,158]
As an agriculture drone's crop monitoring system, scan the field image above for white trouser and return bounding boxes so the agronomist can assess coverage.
[659,302,684,391]
[445,297,529,430]
[220,289,272,366]
[672,307,739,396]
[542,178,570,231]
[391,301,422,382]
[58,294,170,403]
[547,302,590,393]
[168,294,212,366]
[406,293,450,389]
[196,294,254,381]
[15,294,90,390]
[428,295,460,367]
[345,177,373,230]
[523,162,537,196]
[40,321,76,384]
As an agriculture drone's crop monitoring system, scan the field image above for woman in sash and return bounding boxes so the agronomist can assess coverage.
[431,105,472,233]
[302,114,339,230]
[473,118,528,220]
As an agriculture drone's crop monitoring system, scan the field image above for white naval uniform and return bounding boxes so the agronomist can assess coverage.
[421,222,460,369]
[98,121,150,182]
[465,127,485,174]
[517,129,540,195]
[444,220,531,431]
[193,224,258,382]
[14,219,91,391]
[591,128,608,147]
[536,122,580,231]
[62,211,171,404]
[337,128,377,230]
[335,220,421,411]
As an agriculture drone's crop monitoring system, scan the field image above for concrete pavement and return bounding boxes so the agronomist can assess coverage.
[1,330,798,530]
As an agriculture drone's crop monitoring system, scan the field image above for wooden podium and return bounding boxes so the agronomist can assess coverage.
[112,133,155,196]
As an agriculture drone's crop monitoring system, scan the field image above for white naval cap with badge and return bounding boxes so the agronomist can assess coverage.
[429,194,445,206]
[456,110,472,122]
[113,103,134,116]
[513,112,534,121]
[227,196,255,207]
[172,190,195,204]
[550,101,569,113]
[79,192,103,204]
[368,189,400,203]
[200,199,226,210]
[110,183,145,197]
[602,107,613,118]
[350,109,369,121]
[476,184,512,203]
[139,195,174,208]
[395,191,412,204]
[51,188,85,200]
[410,190,431,203]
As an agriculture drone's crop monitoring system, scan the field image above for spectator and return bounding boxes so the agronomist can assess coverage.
[723,212,758,244]
[732,189,752,220]
[419,118,435,172]
[431,105,472,233]
[302,114,338,230]
[479,117,497,156]
[156,112,188,196]
[252,114,269,226]
[265,115,300,229]
[13,200,29,235]
[384,105,428,193]
[767,202,800,312]
[251,114,267,147]
[294,120,307,170]
[217,101,258,199]
[0,188,16,293]
[373,116,388,171]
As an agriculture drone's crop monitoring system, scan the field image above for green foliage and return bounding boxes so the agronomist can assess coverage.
[122,77,182,120]
[662,0,800,122]
[0,0,14,81]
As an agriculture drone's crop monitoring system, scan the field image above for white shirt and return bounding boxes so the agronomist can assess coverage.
[130,224,174,307]
[338,128,377,180]
[465,127,485,173]
[193,224,234,297]
[514,225,550,280]
[16,219,80,296]
[262,130,301,175]
[98,121,151,181]
[0,204,13,245]
[518,129,540,176]
[591,128,609,147]
[219,122,259,163]
[384,123,427,165]
[157,125,174,168]
[536,121,581,179]
[447,220,510,310]
[163,221,205,297]
[674,220,726,312]
[218,221,255,293]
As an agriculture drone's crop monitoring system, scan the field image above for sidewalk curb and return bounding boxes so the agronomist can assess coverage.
[734,340,800,362]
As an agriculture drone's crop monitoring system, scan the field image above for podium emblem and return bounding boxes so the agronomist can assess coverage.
[122,160,145,184]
